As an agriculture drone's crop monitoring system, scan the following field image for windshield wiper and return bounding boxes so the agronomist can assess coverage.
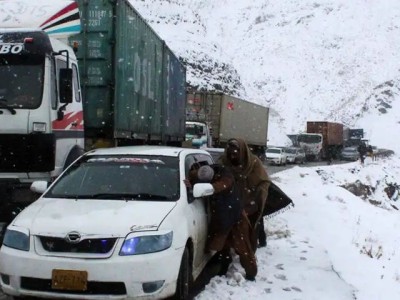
[90,193,169,200]
[0,100,16,115]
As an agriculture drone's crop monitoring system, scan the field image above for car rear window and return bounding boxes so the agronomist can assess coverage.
[45,155,180,201]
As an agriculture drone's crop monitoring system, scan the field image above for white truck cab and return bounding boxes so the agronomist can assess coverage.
[0,1,84,231]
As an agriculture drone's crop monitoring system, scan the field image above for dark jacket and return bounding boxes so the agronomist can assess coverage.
[209,164,242,232]
[189,164,242,233]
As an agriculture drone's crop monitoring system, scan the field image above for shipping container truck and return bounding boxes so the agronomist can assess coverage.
[0,0,186,245]
[72,0,186,149]
[298,121,344,160]
[185,91,269,158]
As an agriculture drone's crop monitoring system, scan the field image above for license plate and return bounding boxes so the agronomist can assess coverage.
[51,269,88,291]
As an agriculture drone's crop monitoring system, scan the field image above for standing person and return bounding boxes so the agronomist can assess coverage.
[358,142,367,165]
[185,164,258,280]
[218,138,271,251]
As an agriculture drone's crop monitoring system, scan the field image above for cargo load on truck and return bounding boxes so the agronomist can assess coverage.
[71,0,187,150]
[185,91,269,158]
[297,121,344,160]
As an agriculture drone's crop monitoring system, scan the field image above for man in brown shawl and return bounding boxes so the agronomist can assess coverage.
[219,138,271,252]
[186,164,258,280]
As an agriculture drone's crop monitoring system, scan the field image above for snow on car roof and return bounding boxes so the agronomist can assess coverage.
[86,145,210,157]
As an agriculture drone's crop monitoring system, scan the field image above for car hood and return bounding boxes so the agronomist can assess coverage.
[13,198,177,237]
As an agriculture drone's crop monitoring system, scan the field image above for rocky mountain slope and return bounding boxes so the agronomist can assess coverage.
[130,0,400,148]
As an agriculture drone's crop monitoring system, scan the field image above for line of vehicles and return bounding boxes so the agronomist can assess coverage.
[0,1,270,299]
[266,121,375,166]
[287,121,370,162]
[0,0,270,229]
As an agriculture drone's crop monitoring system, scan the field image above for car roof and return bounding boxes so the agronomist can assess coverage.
[86,145,210,157]
[204,147,225,153]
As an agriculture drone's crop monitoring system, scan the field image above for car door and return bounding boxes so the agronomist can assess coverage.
[184,153,213,270]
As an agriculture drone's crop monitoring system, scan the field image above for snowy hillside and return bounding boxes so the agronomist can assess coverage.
[130,0,400,149]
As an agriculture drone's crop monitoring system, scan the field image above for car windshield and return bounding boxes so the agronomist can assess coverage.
[285,148,297,154]
[186,124,205,136]
[44,155,180,201]
[267,148,281,154]
[298,134,322,143]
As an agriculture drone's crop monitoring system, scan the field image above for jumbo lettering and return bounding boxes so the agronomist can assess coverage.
[0,43,23,54]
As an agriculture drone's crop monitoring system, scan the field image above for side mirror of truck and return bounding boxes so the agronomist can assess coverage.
[59,68,73,104]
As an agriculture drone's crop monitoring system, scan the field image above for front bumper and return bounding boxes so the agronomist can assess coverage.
[266,158,282,165]
[0,242,183,300]
[286,157,295,163]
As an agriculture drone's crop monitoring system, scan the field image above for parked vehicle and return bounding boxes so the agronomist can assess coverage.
[185,91,269,159]
[0,146,215,299]
[299,121,344,161]
[266,147,287,165]
[0,0,85,235]
[0,0,186,238]
[340,146,359,161]
[285,147,306,164]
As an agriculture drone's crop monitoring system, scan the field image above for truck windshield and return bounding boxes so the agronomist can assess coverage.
[0,55,44,109]
[186,124,205,136]
[44,155,180,201]
[298,134,322,143]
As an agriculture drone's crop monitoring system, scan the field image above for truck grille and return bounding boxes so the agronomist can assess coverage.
[21,277,126,295]
[39,236,117,254]
[0,134,55,172]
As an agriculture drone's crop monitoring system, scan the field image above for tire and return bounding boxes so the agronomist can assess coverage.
[173,247,191,300]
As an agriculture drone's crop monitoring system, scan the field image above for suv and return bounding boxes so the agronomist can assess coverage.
[285,147,306,164]
[265,147,287,165]
[0,146,215,300]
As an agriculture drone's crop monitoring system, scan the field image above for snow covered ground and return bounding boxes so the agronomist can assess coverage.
[196,155,400,300]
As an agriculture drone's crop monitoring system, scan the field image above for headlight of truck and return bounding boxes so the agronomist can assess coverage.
[120,231,173,256]
[3,228,30,251]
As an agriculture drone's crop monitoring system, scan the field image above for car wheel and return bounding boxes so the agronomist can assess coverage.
[173,247,191,300]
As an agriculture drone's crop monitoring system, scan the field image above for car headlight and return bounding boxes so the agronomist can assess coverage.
[3,228,30,251]
[120,231,173,256]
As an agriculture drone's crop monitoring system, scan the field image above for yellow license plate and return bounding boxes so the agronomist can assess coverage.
[51,269,88,291]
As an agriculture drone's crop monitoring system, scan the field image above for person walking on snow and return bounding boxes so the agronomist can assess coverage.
[218,138,271,251]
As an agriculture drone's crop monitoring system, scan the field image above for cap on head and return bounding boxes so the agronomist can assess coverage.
[197,165,214,182]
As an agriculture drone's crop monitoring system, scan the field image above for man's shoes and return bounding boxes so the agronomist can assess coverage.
[245,274,256,281]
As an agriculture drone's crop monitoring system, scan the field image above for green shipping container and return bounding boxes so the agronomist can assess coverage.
[71,0,186,147]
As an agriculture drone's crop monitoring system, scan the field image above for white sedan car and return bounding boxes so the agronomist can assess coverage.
[0,146,215,300]
[265,147,287,165]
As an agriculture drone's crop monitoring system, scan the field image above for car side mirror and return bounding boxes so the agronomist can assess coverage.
[30,181,48,194]
[193,183,214,198]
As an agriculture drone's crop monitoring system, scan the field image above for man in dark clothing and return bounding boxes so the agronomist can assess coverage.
[218,138,271,252]
[186,164,257,280]
[358,142,367,165]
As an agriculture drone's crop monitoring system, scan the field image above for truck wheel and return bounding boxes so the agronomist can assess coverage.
[173,247,191,300]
